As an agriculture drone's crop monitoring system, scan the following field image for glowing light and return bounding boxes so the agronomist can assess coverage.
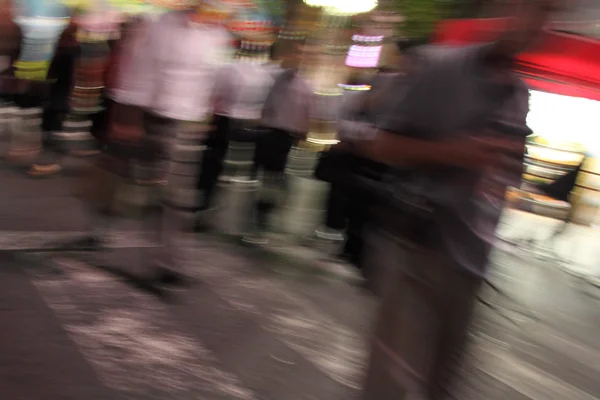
[303,0,377,16]
[307,137,340,145]
[338,83,371,91]
[345,45,381,68]
[351,35,383,42]
[527,90,600,156]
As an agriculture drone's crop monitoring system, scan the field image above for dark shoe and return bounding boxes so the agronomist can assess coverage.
[155,269,190,290]
[56,235,103,251]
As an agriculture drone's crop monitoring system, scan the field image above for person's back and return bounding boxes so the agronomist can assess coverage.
[110,10,232,122]
[146,11,232,121]
[261,67,312,139]
[216,61,274,122]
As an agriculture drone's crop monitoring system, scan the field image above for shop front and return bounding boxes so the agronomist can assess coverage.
[435,17,600,281]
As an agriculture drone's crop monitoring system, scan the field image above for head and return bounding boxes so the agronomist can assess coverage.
[490,0,565,59]
[396,37,429,53]
[272,40,305,69]
[387,38,427,74]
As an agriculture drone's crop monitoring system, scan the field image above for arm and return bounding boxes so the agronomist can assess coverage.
[347,126,525,170]
[353,130,460,167]
[490,80,531,185]
[210,66,231,116]
[107,16,159,141]
[351,50,528,169]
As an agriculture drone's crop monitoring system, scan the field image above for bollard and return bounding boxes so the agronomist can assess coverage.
[70,40,110,113]
[0,104,17,159]
[162,134,206,232]
[53,116,98,156]
[6,106,42,166]
[214,176,260,237]
[276,147,328,237]
[313,226,346,256]
[220,141,255,181]
[212,140,259,236]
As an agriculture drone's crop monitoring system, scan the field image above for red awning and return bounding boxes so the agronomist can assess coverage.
[433,19,600,101]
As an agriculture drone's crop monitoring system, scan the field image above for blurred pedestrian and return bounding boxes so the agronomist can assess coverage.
[317,40,422,270]
[196,31,275,230]
[357,1,562,398]
[102,2,233,287]
[316,73,385,267]
[0,0,20,79]
[27,21,78,176]
[243,40,312,243]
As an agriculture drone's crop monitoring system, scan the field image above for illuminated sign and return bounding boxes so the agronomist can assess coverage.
[345,45,382,68]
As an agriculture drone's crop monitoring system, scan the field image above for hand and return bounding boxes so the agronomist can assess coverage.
[338,120,378,142]
[361,130,525,169]
[435,136,525,170]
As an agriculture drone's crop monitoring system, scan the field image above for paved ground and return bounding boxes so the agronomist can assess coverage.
[1,165,600,400]
[0,165,375,400]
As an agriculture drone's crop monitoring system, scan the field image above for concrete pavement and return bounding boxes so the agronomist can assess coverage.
[1,165,600,399]
[0,165,374,399]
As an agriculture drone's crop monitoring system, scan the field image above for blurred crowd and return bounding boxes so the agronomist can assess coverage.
[0,0,569,399]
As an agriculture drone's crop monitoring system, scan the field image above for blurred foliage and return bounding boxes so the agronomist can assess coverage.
[385,0,483,39]
[257,0,286,23]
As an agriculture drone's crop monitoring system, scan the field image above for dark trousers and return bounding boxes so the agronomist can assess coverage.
[39,47,75,158]
[324,156,385,266]
[42,45,75,130]
[325,181,373,266]
[89,96,111,148]
[197,115,230,210]
[362,208,483,399]
[142,112,207,274]
[252,128,294,229]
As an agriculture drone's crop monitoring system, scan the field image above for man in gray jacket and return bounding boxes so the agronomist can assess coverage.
[359,1,562,399]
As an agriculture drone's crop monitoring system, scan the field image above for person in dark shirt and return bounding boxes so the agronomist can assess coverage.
[359,1,563,399]
[318,41,421,272]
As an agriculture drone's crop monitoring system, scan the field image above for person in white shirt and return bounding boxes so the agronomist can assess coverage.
[107,3,234,287]
[248,40,312,239]
[197,32,275,219]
